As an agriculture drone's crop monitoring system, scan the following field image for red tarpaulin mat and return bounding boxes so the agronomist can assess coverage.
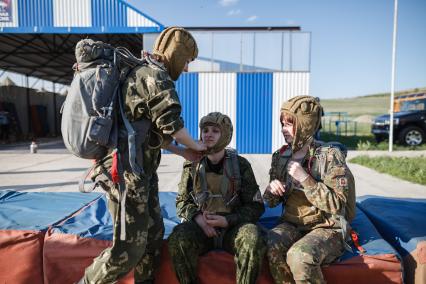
[43,229,133,284]
[0,230,44,284]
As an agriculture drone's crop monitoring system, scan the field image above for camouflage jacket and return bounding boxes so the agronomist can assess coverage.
[176,153,265,227]
[263,142,356,229]
[94,61,184,178]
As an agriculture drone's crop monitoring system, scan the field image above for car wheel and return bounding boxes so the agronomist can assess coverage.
[398,126,425,146]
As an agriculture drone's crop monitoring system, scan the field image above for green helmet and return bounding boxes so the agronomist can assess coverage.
[152,27,198,81]
[199,112,233,154]
[280,95,323,152]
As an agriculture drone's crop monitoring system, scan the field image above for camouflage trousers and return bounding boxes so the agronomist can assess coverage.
[267,222,344,284]
[168,221,266,284]
[83,172,164,284]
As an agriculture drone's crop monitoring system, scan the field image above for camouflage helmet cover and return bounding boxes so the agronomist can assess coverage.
[199,112,233,153]
[280,95,323,152]
[152,27,198,81]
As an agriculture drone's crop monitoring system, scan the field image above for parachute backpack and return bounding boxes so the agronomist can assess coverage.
[61,39,148,184]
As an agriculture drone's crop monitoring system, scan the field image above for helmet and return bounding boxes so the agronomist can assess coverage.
[199,112,233,153]
[152,27,198,81]
[280,95,323,152]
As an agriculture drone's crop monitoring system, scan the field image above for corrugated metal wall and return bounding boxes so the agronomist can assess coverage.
[176,72,310,153]
[127,7,157,27]
[18,0,53,28]
[53,0,91,27]
[175,73,199,139]
[237,73,272,153]
[1,0,163,32]
[271,72,310,151]
[91,0,126,28]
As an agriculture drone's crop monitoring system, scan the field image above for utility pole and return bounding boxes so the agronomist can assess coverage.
[389,0,398,152]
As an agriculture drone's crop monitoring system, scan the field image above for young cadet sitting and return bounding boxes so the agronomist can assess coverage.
[168,112,266,284]
[264,95,356,284]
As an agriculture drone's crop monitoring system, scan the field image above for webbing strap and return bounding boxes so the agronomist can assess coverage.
[117,87,143,176]
[78,163,98,193]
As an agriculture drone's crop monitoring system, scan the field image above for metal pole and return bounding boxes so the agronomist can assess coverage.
[280,32,284,71]
[52,82,57,136]
[240,32,243,72]
[289,31,293,71]
[211,32,214,71]
[26,75,31,138]
[389,0,398,152]
[252,32,256,70]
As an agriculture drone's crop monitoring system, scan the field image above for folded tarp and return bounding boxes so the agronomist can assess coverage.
[0,190,101,284]
[46,192,403,284]
[358,196,426,284]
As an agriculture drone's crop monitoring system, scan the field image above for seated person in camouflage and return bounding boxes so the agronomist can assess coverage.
[264,95,356,284]
[168,112,266,284]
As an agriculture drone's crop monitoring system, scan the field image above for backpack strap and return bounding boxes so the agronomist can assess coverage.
[223,148,241,206]
[117,85,144,175]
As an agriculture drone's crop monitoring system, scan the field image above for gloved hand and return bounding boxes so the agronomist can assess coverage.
[288,161,309,183]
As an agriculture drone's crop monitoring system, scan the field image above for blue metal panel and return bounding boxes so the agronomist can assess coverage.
[175,73,199,140]
[236,73,273,153]
[2,0,163,33]
[92,0,126,27]
[18,0,53,27]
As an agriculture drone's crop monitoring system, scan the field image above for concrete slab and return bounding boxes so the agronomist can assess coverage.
[1,140,425,198]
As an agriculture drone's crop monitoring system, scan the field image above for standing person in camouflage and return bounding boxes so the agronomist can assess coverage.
[78,27,206,284]
[168,112,266,284]
[264,95,356,284]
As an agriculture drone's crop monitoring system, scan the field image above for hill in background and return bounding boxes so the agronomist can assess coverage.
[321,86,426,118]
[320,87,426,135]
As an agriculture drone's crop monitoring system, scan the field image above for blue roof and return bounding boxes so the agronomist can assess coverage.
[0,0,164,34]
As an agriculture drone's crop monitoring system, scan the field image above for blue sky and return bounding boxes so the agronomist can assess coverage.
[128,0,426,99]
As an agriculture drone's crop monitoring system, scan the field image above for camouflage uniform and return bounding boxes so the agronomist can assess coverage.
[264,96,356,284]
[168,149,266,284]
[82,27,198,284]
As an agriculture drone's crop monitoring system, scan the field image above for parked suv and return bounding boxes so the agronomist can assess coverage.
[371,93,426,146]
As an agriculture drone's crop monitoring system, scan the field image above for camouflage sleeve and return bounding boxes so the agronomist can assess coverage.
[176,161,200,221]
[147,74,184,136]
[225,156,265,226]
[123,67,184,137]
[301,147,354,215]
[263,151,283,208]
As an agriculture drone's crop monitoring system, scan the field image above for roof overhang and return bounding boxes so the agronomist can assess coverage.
[0,33,144,85]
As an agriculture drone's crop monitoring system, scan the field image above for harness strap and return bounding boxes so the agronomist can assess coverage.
[117,87,143,175]
[78,162,98,193]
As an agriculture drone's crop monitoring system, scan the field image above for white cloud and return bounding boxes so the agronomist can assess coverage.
[246,15,258,22]
[219,0,238,7]
[227,9,241,16]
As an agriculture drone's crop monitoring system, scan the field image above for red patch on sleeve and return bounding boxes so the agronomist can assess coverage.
[338,177,348,187]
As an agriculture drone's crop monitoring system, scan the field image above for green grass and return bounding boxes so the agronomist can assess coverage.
[321,95,390,117]
[319,132,426,150]
[320,86,426,121]
[349,155,426,185]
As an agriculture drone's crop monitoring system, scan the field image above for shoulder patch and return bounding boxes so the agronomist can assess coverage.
[338,177,348,187]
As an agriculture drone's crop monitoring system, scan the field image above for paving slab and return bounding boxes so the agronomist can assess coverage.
[0,140,425,198]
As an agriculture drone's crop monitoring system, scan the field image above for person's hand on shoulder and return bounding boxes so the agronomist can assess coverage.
[182,147,203,162]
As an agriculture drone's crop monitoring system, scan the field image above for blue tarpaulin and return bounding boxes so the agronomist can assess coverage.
[0,190,101,231]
